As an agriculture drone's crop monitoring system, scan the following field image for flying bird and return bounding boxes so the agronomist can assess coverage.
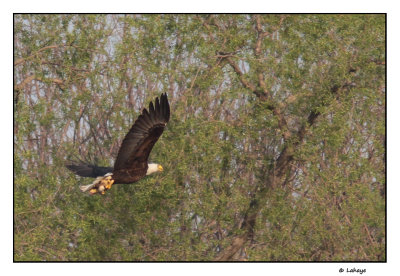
[67,93,170,195]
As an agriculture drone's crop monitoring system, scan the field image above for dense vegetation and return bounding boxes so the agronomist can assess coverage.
[14,14,385,261]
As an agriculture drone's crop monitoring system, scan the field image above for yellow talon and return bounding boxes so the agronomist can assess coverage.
[105,179,114,190]
[84,174,114,195]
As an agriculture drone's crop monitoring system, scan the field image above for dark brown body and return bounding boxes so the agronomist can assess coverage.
[112,165,148,184]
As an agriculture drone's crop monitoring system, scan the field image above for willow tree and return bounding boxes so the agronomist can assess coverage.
[14,14,385,261]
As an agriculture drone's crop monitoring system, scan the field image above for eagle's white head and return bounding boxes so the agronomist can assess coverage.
[146,163,163,175]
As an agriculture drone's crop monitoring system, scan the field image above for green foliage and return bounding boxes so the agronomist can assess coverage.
[14,14,385,261]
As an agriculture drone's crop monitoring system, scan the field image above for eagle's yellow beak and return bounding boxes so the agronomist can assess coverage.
[158,165,163,172]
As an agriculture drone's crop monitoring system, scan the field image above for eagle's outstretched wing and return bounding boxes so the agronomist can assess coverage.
[113,93,170,171]
[66,163,113,178]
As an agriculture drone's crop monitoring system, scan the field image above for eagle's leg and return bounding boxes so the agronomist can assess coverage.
[90,177,114,195]
[80,173,114,195]
[98,174,115,195]
[104,175,114,190]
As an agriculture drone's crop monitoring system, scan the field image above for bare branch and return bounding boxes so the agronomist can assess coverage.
[14,75,64,91]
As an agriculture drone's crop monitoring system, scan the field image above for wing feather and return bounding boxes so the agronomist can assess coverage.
[132,123,147,132]
[142,108,153,126]
[149,101,156,124]
[113,93,170,171]
[155,97,160,118]
[66,163,113,178]
[136,118,149,130]
[161,93,170,121]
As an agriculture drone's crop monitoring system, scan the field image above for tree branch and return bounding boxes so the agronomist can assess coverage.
[215,63,359,261]
[223,56,290,140]
[14,75,64,91]
[14,45,61,66]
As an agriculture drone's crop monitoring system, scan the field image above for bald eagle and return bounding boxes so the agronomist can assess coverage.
[67,93,170,195]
